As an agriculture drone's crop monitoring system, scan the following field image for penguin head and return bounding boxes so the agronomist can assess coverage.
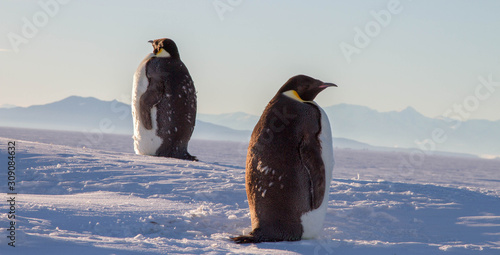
[279,75,337,102]
[148,38,180,59]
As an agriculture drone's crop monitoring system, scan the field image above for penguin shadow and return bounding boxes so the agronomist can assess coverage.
[188,139,248,169]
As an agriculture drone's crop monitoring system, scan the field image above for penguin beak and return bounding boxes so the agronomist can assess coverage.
[320,83,338,89]
[148,40,154,44]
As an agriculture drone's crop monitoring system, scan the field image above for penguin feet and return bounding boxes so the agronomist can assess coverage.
[156,152,198,161]
[230,234,261,244]
[183,153,198,161]
[230,228,301,243]
[230,234,298,244]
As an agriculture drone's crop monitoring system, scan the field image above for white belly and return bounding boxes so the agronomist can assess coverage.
[301,104,335,239]
[131,54,163,155]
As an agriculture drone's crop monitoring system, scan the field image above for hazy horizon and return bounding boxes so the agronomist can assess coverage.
[2,94,499,123]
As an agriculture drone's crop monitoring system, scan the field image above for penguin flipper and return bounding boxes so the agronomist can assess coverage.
[139,80,165,130]
[299,136,326,210]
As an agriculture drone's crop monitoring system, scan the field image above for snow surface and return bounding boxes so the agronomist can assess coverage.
[1,128,500,254]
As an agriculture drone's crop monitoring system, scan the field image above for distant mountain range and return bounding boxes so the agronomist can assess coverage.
[0,104,17,109]
[199,104,500,158]
[0,96,250,142]
[1,96,499,157]
[0,96,364,149]
[198,112,259,131]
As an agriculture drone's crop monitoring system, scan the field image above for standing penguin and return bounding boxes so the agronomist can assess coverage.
[132,38,197,160]
[232,75,337,243]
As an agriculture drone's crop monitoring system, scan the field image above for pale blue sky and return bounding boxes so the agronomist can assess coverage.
[1,0,499,121]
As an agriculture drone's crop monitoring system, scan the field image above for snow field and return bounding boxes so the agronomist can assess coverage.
[0,131,499,254]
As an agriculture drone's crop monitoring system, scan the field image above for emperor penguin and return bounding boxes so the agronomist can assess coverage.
[232,75,337,243]
[132,38,197,160]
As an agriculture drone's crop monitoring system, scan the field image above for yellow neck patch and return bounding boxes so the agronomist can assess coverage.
[156,48,171,58]
[283,90,306,102]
